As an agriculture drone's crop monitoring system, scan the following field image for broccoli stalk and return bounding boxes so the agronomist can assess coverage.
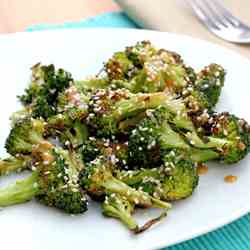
[102,194,138,231]
[102,193,168,234]
[0,171,39,207]
[80,156,171,209]
[87,89,192,137]
[185,112,250,164]
[0,144,88,214]
[0,156,32,176]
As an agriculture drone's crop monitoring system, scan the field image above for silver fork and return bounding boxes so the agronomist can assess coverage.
[187,0,250,44]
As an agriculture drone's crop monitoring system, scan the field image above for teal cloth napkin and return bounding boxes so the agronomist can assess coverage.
[27,11,250,250]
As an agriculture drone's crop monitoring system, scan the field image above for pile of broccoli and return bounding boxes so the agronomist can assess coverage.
[0,41,249,234]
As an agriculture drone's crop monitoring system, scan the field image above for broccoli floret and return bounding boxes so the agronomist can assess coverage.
[160,149,199,201]
[128,106,190,168]
[127,49,191,93]
[186,112,250,164]
[183,64,225,113]
[126,106,223,166]
[104,41,195,94]
[196,64,225,109]
[118,149,199,201]
[0,144,88,214]
[105,52,135,81]
[81,138,129,169]
[60,121,88,149]
[18,63,73,119]
[102,194,138,231]
[56,85,89,119]
[102,193,167,234]
[47,113,88,149]
[5,117,46,156]
[80,156,171,209]
[0,155,32,176]
[87,89,173,137]
[125,41,158,67]
[10,108,32,126]
[81,139,101,163]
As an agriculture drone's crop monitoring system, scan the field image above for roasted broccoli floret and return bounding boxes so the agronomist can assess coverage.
[102,193,167,234]
[56,85,89,119]
[127,106,221,166]
[183,64,225,113]
[80,156,171,209]
[102,194,138,231]
[0,155,32,176]
[81,138,129,169]
[47,113,88,149]
[18,63,73,119]
[5,117,46,156]
[87,89,172,137]
[186,112,250,164]
[105,52,135,81]
[128,106,190,168]
[0,144,88,214]
[105,41,195,94]
[118,149,199,201]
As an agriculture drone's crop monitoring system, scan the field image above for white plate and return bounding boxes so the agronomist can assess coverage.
[0,28,249,250]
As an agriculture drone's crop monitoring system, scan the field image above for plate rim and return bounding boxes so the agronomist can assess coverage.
[1,28,250,250]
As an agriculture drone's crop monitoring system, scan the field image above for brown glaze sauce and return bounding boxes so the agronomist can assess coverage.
[224,175,238,183]
[197,163,208,175]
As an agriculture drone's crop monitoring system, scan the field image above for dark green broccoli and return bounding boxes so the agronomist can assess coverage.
[5,117,46,156]
[118,149,199,201]
[186,112,250,164]
[127,106,221,166]
[87,89,174,137]
[0,144,88,214]
[102,193,167,234]
[128,106,190,168]
[80,156,171,209]
[81,138,129,169]
[183,64,225,113]
[47,113,89,149]
[18,63,73,119]
[0,155,33,176]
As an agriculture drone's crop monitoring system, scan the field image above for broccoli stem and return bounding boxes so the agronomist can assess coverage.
[160,122,190,149]
[134,211,167,234]
[0,156,31,176]
[113,92,170,120]
[101,177,171,209]
[190,148,219,163]
[186,132,228,149]
[0,172,39,207]
[102,201,138,231]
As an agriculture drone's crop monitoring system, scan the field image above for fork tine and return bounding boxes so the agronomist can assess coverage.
[208,0,240,27]
[187,0,250,43]
[202,0,230,28]
[187,0,220,30]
